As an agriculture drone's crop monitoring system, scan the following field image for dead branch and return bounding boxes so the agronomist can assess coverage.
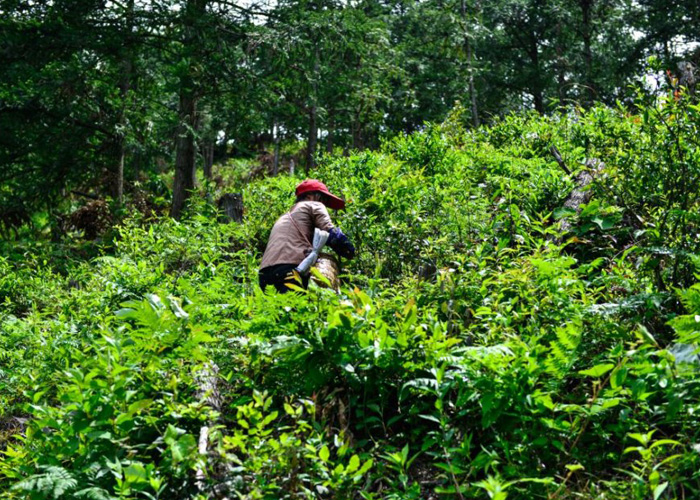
[549,145,571,175]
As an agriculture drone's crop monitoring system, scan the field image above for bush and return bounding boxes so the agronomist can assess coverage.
[3,97,700,499]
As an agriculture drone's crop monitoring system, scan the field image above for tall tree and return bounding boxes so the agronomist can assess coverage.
[170,0,209,219]
[0,0,134,208]
[461,0,480,127]
[631,0,700,67]
[169,0,256,217]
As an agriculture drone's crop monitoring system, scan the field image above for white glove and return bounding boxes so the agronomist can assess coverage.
[295,228,329,274]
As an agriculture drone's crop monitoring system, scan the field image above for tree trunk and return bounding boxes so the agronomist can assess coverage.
[533,90,544,114]
[114,0,135,205]
[217,131,228,160]
[169,0,206,219]
[580,0,595,106]
[272,121,280,176]
[461,0,479,127]
[132,149,141,181]
[194,361,221,493]
[306,106,317,174]
[467,41,479,127]
[217,193,244,223]
[530,38,544,113]
[678,61,696,95]
[202,141,214,180]
[557,157,604,236]
[114,136,126,204]
[170,88,198,219]
[556,20,566,103]
[326,109,335,153]
[306,50,320,174]
[352,112,364,150]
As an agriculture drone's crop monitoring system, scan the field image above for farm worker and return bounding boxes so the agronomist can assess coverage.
[259,179,355,293]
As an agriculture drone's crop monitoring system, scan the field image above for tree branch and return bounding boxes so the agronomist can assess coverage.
[549,145,571,175]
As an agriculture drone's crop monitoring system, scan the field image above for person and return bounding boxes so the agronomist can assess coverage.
[259,179,355,293]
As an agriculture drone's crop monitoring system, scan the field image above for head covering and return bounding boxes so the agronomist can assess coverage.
[295,179,345,210]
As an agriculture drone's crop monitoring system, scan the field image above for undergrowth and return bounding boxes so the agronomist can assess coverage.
[2,93,700,499]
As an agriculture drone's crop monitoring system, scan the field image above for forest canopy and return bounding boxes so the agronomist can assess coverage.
[1,0,698,219]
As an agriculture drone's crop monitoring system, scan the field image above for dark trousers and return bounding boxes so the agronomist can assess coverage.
[259,264,309,293]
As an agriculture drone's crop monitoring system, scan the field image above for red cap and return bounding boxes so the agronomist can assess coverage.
[295,179,345,210]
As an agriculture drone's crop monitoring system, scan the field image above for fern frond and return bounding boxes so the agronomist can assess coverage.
[75,487,118,500]
[556,322,581,350]
[12,466,78,499]
[545,321,582,378]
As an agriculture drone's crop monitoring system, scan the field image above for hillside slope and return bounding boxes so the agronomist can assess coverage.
[2,100,700,499]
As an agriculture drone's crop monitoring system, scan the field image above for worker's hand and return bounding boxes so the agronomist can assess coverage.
[328,227,355,259]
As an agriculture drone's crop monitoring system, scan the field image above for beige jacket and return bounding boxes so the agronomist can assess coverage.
[260,201,334,269]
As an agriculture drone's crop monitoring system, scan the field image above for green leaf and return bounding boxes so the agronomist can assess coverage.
[124,463,148,485]
[310,266,332,287]
[601,398,621,409]
[649,439,681,450]
[611,367,627,389]
[554,207,577,220]
[628,430,655,446]
[319,445,330,462]
[591,215,615,230]
[171,434,196,463]
[357,458,373,476]
[474,475,510,500]
[579,363,615,378]
[636,324,659,346]
[653,482,668,500]
[146,294,165,311]
[509,204,521,226]
[167,296,189,319]
[580,200,601,218]
[115,308,137,319]
[418,414,441,424]
[261,410,279,427]
[346,454,360,474]
[128,399,152,414]
[164,424,185,446]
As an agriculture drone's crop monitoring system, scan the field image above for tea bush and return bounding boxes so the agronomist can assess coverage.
[2,94,700,499]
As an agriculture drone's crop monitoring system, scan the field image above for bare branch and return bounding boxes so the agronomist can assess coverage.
[549,145,571,175]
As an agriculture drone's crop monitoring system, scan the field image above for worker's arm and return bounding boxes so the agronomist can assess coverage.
[328,227,355,259]
[310,201,334,231]
[310,202,355,259]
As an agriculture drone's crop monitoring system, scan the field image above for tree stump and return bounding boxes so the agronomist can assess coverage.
[202,142,215,179]
[217,193,243,223]
[312,252,340,291]
[558,158,604,235]
[678,61,696,95]
[195,361,222,494]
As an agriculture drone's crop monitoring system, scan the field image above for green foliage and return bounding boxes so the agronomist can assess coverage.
[219,391,372,498]
[4,101,700,499]
[3,0,696,221]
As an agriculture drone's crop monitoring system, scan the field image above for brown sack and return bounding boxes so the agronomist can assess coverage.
[312,252,340,291]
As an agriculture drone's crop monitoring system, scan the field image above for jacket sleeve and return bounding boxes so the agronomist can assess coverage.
[311,202,334,231]
[327,227,356,260]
